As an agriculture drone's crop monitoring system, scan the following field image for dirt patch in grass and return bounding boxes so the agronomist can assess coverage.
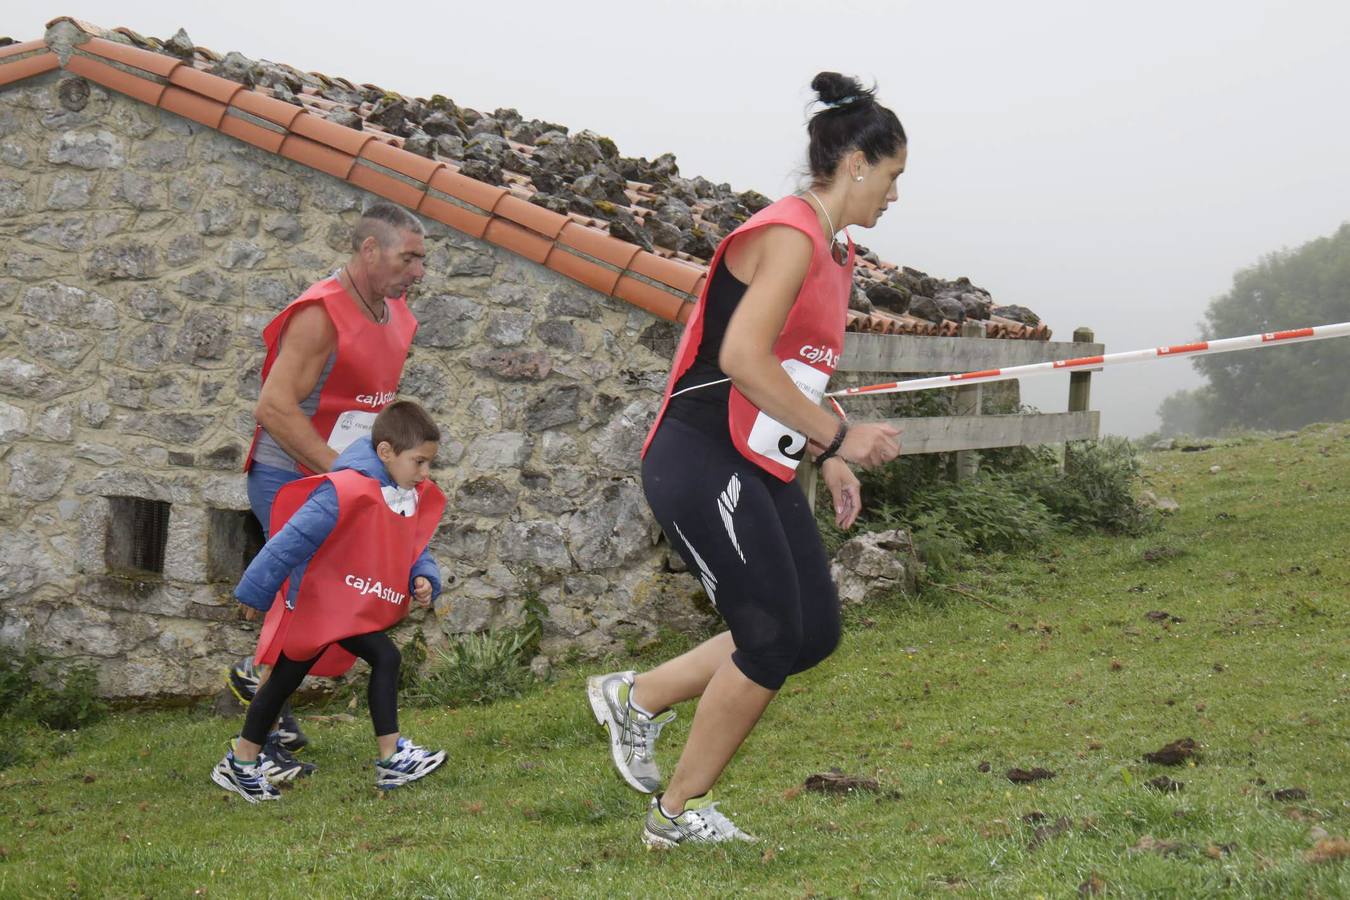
[1143,737,1199,765]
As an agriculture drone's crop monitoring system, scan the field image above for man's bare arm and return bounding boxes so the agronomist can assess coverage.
[253,304,340,473]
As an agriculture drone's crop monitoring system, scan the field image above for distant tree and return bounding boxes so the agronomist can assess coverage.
[1160,223,1350,433]
[1156,385,1211,437]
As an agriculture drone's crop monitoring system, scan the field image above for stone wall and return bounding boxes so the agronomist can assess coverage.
[0,71,714,699]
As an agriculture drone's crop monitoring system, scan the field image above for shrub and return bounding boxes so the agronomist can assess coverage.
[1016,437,1155,535]
[0,726,25,771]
[0,650,106,730]
[907,512,972,580]
[410,626,538,708]
[0,649,40,717]
[28,662,107,730]
[909,473,1056,553]
[397,630,429,694]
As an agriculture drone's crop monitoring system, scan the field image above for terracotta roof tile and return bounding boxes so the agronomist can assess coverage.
[419,191,492,240]
[167,65,242,105]
[288,111,374,157]
[64,54,167,106]
[0,44,58,88]
[546,245,624,297]
[279,134,357,180]
[0,39,48,61]
[219,112,288,154]
[228,89,304,129]
[357,138,443,183]
[555,220,641,272]
[492,194,569,240]
[349,142,441,209]
[483,217,554,264]
[426,168,506,216]
[81,36,182,77]
[158,85,228,129]
[612,274,687,322]
[626,251,704,296]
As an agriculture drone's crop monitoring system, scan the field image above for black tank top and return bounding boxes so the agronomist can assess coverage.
[663,256,749,438]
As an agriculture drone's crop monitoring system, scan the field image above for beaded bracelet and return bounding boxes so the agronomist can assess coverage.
[815,421,848,466]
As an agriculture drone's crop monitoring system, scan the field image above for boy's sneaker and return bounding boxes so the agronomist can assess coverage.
[211,751,280,803]
[642,794,757,848]
[226,657,260,704]
[275,703,309,753]
[586,670,675,793]
[375,737,446,790]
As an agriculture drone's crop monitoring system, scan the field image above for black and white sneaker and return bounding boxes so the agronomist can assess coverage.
[227,657,260,704]
[229,735,304,784]
[375,737,446,790]
[275,703,309,753]
[211,751,280,803]
[263,733,315,780]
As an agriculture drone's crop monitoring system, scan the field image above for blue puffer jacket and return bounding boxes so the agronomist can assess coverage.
[235,437,442,611]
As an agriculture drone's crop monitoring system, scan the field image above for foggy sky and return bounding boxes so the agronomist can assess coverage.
[12,0,1350,435]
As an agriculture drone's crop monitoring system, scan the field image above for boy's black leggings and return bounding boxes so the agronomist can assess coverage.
[241,631,401,744]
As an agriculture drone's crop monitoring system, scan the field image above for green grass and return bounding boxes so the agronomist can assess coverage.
[2,425,1347,898]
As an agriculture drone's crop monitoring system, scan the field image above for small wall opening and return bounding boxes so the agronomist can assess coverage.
[206,508,265,584]
[105,496,171,575]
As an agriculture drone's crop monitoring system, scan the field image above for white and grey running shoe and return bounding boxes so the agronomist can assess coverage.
[586,670,675,793]
[642,794,757,848]
[375,737,446,790]
[211,751,280,803]
[229,736,304,784]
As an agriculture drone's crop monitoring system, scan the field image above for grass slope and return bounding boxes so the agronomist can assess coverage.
[1,425,1346,898]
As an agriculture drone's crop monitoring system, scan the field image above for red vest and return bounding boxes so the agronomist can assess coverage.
[245,277,418,474]
[643,196,854,481]
[254,469,445,677]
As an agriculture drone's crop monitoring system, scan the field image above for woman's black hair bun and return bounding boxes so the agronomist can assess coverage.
[811,71,871,107]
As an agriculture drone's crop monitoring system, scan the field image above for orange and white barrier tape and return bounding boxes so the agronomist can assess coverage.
[827,322,1350,401]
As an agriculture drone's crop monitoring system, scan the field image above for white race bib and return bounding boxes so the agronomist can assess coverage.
[327,410,378,453]
[745,359,829,470]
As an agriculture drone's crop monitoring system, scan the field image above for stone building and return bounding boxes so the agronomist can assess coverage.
[0,20,1043,698]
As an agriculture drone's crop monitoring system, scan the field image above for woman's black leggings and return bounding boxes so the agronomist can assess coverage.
[241,631,402,744]
[642,417,842,691]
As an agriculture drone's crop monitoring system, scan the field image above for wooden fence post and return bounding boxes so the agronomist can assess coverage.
[952,319,986,481]
[1065,325,1095,472]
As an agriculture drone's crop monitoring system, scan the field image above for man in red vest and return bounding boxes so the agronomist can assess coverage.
[227,201,426,773]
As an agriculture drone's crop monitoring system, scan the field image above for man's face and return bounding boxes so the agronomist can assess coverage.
[367,228,426,298]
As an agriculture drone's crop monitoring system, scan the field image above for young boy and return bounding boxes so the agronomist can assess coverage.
[212,400,448,802]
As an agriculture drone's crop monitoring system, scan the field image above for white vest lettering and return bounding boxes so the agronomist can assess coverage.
[344,573,407,606]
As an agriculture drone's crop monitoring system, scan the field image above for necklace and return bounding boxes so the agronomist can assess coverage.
[343,266,387,324]
[804,190,847,264]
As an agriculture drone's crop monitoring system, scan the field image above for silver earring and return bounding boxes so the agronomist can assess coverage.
[854,175,864,182]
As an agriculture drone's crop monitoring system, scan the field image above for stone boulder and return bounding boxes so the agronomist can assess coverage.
[830,529,922,604]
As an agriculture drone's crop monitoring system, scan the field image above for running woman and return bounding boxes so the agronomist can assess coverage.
[588,72,906,847]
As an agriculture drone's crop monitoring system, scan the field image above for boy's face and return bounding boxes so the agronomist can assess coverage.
[378,440,438,489]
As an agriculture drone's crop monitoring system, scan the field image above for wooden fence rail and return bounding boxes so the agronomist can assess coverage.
[800,323,1103,503]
